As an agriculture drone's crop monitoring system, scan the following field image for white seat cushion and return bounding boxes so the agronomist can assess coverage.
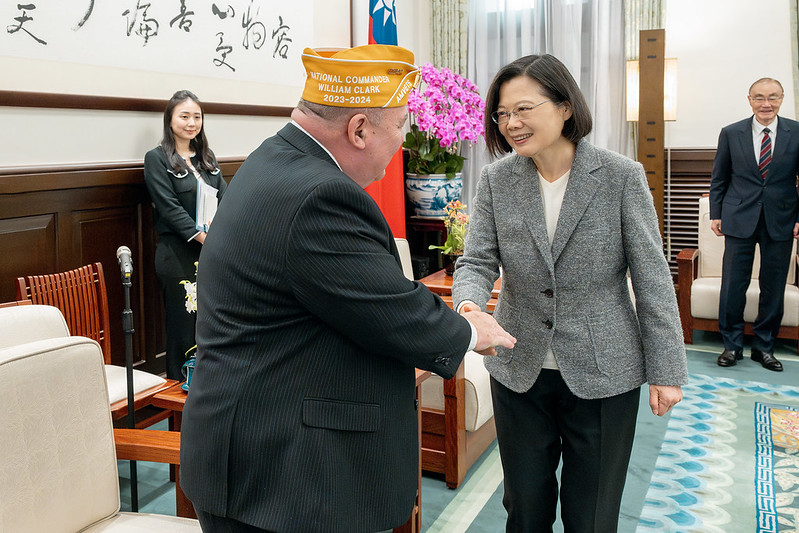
[81,512,201,531]
[691,277,799,327]
[104,365,167,405]
[421,351,493,432]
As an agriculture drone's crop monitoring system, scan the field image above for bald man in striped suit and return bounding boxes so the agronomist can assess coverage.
[180,45,515,533]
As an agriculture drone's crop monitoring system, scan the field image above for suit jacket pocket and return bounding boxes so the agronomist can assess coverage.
[587,304,642,376]
[302,397,380,432]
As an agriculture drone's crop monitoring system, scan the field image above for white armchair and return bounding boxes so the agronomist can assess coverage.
[0,304,199,532]
[395,239,496,489]
[677,196,799,351]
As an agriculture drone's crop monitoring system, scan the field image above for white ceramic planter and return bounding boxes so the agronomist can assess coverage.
[404,173,463,218]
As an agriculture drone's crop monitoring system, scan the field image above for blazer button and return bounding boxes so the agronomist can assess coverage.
[541,288,554,298]
[435,356,450,365]
[415,399,419,410]
[543,319,553,329]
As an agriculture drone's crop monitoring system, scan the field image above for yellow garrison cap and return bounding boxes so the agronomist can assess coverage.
[301,45,419,108]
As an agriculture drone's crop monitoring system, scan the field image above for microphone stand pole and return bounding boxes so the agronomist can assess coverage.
[121,269,138,512]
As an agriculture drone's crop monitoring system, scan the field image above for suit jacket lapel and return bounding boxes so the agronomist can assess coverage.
[735,118,761,177]
[550,140,601,264]
[510,157,554,270]
[774,116,793,161]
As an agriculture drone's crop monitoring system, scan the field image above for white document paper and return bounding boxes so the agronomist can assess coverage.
[195,180,219,233]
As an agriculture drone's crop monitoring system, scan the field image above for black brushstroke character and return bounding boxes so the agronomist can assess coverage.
[122,1,159,45]
[211,3,235,20]
[271,16,291,59]
[241,0,265,50]
[73,0,95,31]
[213,32,235,71]
[170,0,194,32]
[7,3,47,45]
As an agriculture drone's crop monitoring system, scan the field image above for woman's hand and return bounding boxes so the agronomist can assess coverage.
[649,384,682,416]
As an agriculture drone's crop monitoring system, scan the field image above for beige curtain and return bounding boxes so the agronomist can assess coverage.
[431,0,468,75]
[624,0,664,60]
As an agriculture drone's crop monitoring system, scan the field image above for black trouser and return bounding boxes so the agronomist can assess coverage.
[491,371,640,533]
[159,274,197,380]
[719,211,793,352]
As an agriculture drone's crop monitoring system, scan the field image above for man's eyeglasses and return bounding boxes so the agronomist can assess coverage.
[491,100,551,125]
[750,95,783,104]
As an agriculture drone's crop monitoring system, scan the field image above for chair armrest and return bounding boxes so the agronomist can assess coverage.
[676,247,699,266]
[677,248,699,283]
[114,428,181,464]
[676,248,699,342]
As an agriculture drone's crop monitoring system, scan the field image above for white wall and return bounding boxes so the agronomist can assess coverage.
[665,0,796,148]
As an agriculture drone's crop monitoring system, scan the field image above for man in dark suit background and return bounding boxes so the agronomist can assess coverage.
[179,45,516,533]
[710,77,799,371]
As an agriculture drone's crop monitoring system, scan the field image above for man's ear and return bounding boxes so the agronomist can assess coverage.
[348,114,368,149]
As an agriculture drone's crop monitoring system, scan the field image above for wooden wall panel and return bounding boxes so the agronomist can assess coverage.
[0,215,57,303]
[75,206,147,367]
[0,158,243,374]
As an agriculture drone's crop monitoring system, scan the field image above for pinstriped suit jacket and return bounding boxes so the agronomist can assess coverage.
[180,123,471,532]
[453,139,688,399]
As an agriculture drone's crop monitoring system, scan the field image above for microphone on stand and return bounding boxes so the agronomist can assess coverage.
[116,244,138,511]
[117,246,133,280]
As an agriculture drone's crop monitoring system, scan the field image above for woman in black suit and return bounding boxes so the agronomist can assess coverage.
[144,90,227,380]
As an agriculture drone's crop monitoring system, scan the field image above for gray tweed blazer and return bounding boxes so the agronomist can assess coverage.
[453,139,688,399]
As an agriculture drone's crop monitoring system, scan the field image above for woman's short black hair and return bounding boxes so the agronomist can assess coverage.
[484,54,592,158]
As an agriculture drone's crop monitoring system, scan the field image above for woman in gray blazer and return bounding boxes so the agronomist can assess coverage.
[452,54,688,532]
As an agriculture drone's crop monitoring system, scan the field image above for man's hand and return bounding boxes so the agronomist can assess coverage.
[461,309,516,356]
[649,384,682,416]
[793,222,799,239]
[711,219,723,237]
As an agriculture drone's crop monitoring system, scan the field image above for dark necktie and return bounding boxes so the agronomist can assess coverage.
[759,128,772,179]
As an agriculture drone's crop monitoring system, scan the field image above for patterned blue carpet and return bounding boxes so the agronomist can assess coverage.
[120,331,799,532]
[637,374,799,533]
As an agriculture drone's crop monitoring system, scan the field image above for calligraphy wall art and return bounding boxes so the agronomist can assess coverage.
[2,0,312,88]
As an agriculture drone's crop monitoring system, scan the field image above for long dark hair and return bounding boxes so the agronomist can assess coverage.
[160,90,217,173]
[484,54,592,158]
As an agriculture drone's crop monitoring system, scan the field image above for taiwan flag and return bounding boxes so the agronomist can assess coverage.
[365,0,406,238]
[369,0,398,45]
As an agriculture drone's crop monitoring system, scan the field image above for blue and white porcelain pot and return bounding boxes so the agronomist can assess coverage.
[405,173,463,219]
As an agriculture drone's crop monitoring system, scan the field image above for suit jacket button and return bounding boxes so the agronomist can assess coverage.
[543,319,553,329]
[541,288,554,298]
[435,356,449,365]
[415,399,419,410]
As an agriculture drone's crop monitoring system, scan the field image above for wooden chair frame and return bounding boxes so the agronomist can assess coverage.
[15,262,175,427]
[421,295,497,489]
[677,248,799,353]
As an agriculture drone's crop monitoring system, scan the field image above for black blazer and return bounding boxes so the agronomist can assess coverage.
[143,147,227,278]
[709,116,799,240]
[180,124,472,532]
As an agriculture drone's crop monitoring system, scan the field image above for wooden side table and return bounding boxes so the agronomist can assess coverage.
[419,268,501,304]
[151,383,194,518]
